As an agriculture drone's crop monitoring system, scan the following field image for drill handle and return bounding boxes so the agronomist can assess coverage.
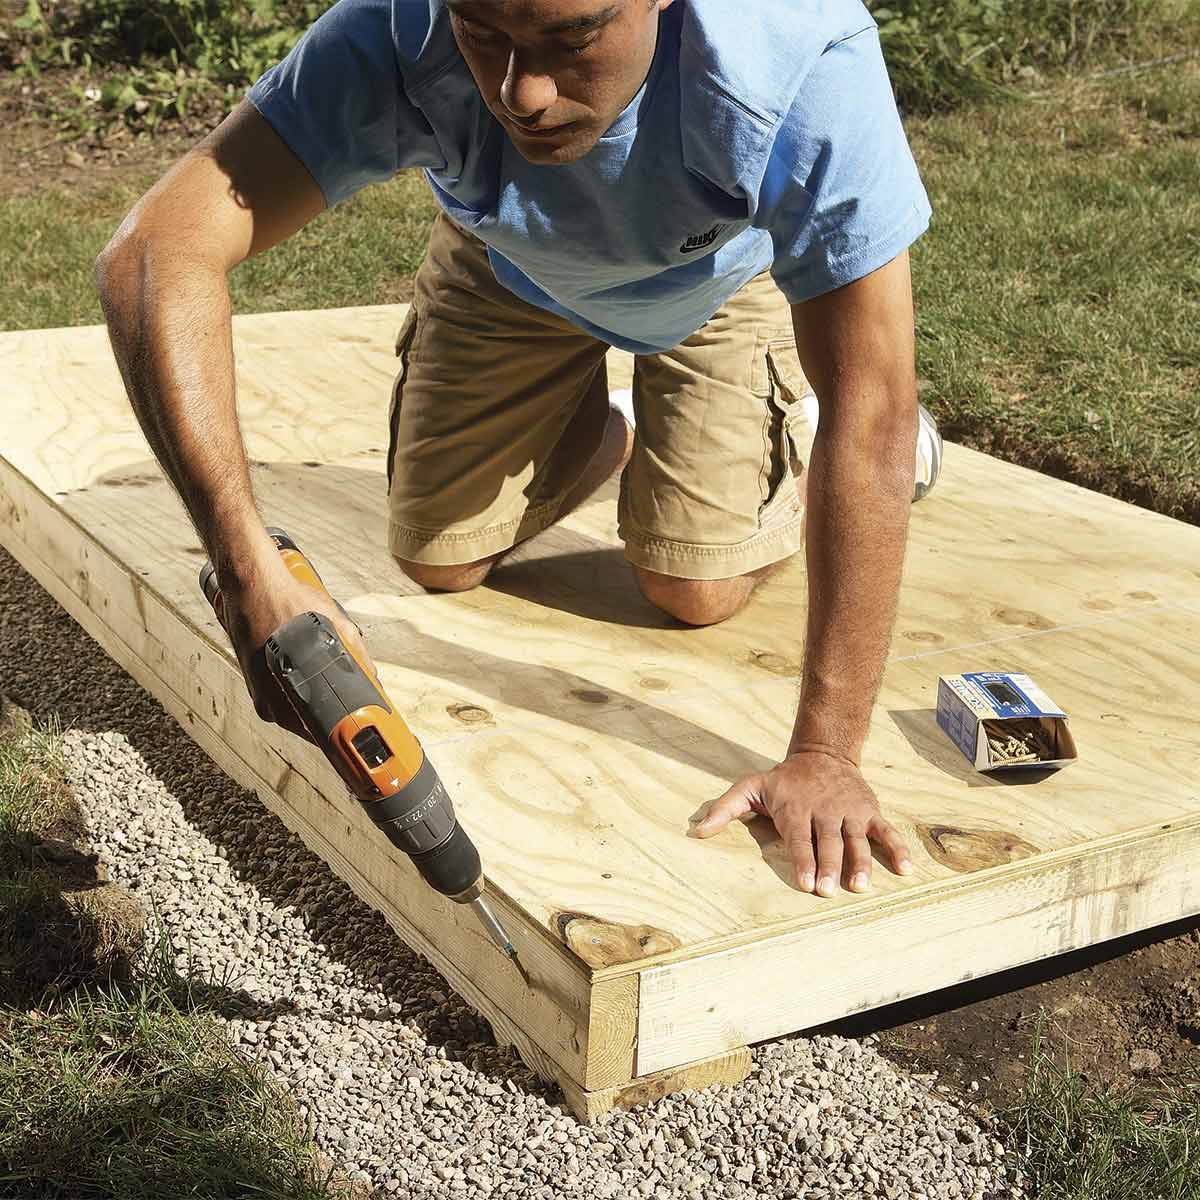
[199,530,485,903]
[265,611,392,742]
[200,527,382,694]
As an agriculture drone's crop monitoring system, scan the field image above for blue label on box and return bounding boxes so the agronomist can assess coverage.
[935,678,979,761]
[961,672,1066,720]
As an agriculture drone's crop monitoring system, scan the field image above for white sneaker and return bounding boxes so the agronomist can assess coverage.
[914,402,943,502]
[609,388,635,429]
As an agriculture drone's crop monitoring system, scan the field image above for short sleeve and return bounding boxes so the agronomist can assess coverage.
[759,26,931,303]
[246,0,446,207]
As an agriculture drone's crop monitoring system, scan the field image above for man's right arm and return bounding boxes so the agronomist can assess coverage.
[95,101,358,730]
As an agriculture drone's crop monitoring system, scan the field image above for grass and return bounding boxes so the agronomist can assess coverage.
[0,710,145,1003]
[1005,1024,1200,1198]
[0,166,438,330]
[0,710,67,839]
[869,0,1200,112]
[0,709,348,1198]
[0,972,342,1198]
[906,60,1200,521]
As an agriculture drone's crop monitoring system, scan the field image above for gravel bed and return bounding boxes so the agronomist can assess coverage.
[1,549,1025,1198]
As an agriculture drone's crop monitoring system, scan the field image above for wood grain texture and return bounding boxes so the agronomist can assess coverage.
[635,815,1200,1073]
[0,459,631,1091]
[560,1046,752,1123]
[4,306,1200,1092]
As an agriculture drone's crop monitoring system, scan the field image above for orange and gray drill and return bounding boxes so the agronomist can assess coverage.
[201,528,519,968]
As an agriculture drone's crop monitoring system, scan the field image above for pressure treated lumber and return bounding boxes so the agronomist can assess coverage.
[558,1047,753,1123]
[3,306,1200,1116]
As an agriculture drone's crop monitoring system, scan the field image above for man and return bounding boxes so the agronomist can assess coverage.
[96,0,939,900]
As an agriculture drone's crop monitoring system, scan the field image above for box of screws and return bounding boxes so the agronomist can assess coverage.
[936,671,1077,772]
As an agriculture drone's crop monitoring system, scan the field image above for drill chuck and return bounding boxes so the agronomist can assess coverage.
[368,754,483,898]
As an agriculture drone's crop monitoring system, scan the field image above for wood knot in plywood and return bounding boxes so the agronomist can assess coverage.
[446,702,493,727]
[918,825,1040,873]
[638,677,669,691]
[552,910,681,969]
[746,650,800,677]
[991,606,1054,631]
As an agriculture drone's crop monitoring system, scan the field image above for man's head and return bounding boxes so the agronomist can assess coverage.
[447,0,673,165]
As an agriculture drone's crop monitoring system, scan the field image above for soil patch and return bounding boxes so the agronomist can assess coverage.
[0,64,225,200]
[829,915,1200,1114]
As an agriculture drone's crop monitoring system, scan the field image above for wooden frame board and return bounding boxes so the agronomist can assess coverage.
[4,305,1199,1116]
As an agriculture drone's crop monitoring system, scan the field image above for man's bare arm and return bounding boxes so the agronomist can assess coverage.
[789,250,918,766]
[95,102,371,733]
[694,251,918,895]
[96,99,325,584]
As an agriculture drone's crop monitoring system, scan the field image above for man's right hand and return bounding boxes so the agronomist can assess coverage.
[211,540,378,743]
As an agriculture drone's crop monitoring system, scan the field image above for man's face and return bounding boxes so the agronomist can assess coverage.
[447,0,672,165]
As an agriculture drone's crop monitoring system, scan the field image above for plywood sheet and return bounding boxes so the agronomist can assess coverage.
[4,306,1199,1096]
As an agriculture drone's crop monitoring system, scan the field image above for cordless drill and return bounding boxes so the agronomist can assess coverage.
[200,528,519,967]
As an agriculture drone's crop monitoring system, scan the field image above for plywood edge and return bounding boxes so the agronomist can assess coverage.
[0,455,580,956]
[588,804,1200,981]
[943,440,1200,544]
[0,456,632,1092]
[559,1046,751,1122]
[634,812,1200,1074]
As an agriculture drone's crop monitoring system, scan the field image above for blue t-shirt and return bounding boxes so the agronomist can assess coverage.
[248,0,931,355]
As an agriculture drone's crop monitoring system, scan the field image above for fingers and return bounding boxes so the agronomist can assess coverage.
[691,781,757,838]
[785,824,817,893]
[245,644,315,743]
[868,813,914,877]
[822,818,912,895]
[842,820,874,893]
[790,818,882,896]
[334,612,382,685]
[692,763,918,897]
[814,817,844,898]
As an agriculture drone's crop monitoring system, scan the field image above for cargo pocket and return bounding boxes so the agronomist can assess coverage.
[755,334,814,517]
[386,308,419,494]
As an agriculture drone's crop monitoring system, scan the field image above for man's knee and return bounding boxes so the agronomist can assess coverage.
[393,556,494,593]
[633,566,756,627]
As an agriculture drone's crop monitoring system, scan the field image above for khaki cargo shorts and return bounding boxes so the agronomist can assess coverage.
[387,211,814,582]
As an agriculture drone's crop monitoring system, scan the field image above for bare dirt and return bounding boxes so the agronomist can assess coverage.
[0,60,224,200]
[832,916,1200,1116]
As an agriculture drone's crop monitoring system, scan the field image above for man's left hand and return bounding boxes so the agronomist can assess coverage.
[692,749,913,896]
